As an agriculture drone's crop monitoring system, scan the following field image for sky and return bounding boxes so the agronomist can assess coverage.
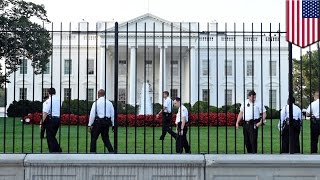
[29,0,285,24]
[28,0,318,57]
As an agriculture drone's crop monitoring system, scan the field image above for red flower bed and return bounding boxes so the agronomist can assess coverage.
[24,112,238,127]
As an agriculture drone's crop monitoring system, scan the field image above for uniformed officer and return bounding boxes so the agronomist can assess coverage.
[306,91,320,153]
[40,95,49,139]
[40,88,62,153]
[278,97,302,153]
[156,91,177,140]
[174,97,191,154]
[236,90,266,154]
[88,89,114,153]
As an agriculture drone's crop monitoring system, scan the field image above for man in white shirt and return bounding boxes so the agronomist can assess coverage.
[88,89,114,153]
[236,90,266,154]
[156,91,177,140]
[174,97,190,154]
[306,91,320,153]
[40,88,62,153]
[279,97,302,153]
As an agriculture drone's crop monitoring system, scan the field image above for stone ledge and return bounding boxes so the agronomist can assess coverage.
[24,154,205,165]
[0,154,26,166]
[205,154,320,167]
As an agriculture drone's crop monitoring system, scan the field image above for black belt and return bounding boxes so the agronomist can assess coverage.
[95,117,111,120]
[163,112,172,114]
[244,119,260,124]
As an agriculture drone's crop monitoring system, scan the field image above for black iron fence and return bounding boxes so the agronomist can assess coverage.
[0,19,318,154]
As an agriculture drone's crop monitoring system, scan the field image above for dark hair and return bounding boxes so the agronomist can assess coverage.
[43,96,49,100]
[288,97,296,104]
[248,90,256,97]
[48,88,56,95]
[175,97,181,102]
[163,91,169,96]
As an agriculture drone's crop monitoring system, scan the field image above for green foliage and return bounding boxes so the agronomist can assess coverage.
[293,50,320,108]
[61,100,94,115]
[0,88,6,107]
[0,0,52,85]
[219,103,241,113]
[265,106,280,119]
[7,100,42,117]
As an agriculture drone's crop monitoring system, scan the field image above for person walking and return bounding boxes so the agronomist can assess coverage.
[88,89,114,153]
[236,90,266,154]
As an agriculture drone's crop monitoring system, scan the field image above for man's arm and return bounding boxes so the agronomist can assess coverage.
[110,102,115,126]
[88,102,96,127]
[180,117,186,134]
[306,105,311,117]
[236,111,243,129]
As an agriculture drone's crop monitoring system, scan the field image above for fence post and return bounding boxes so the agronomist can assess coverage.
[114,22,119,153]
[288,42,294,154]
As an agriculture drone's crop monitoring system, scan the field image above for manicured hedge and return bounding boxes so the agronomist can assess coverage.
[24,112,238,127]
[7,100,42,117]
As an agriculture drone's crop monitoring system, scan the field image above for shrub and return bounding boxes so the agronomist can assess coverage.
[24,112,238,127]
[61,100,94,115]
[265,106,280,119]
[7,100,42,117]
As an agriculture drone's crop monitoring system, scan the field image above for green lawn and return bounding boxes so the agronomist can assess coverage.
[0,117,314,154]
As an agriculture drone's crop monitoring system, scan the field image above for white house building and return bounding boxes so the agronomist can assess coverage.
[6,13,289,110]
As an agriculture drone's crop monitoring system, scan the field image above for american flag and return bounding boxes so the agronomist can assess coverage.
[286,0,320,48]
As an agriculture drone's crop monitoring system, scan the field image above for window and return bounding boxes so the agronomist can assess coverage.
[20,59,27,74]
[269,90,277,108]
[225,60,232,76]
[19,88,27,100]
[87,88,94,101]
[269,61,277,76]
[225,89,232,105]
[64,88,71,100]
[42,88,50,99]
[64,59,72,75]
[246,61,254,76]
[202,60,208,76]
[119,60,127,75]
[43,61,50,74]
[88,59,94,75]
[170,89,178,99]
[145,60,153,77]
[118,88,126,104]
[171,61,179,76]
[202,89,209,102]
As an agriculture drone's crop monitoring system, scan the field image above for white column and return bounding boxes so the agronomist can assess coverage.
[99,47,106,89]
[190,47,198,105]
[129,47,136,105]
[158,47,167,103]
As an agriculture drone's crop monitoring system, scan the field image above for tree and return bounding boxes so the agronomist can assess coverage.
[293,49,320,108]
[0,0,52,85]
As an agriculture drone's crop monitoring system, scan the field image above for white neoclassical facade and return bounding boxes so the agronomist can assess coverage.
[6,14,289,110]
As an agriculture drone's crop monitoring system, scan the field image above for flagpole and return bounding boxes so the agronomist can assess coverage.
[288,42,294,154]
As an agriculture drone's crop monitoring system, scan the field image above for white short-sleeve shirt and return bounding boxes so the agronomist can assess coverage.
[88,97,115,127]
[164,97,173,113]
[307,99,320,118]
[240,99,266,121]
[175,105,188,124]
[278,104,302,130]
[42,95,61,117]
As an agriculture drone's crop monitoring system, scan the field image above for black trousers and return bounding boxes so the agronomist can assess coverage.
[90,118,114,153]
[243,121,258,154]
[160,113,176,139]
[176,122,190,153]
[281,120,301,153]
[311,119,320,153]
[44,117,62,153]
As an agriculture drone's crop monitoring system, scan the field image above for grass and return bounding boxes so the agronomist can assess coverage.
[0,117,314,154]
